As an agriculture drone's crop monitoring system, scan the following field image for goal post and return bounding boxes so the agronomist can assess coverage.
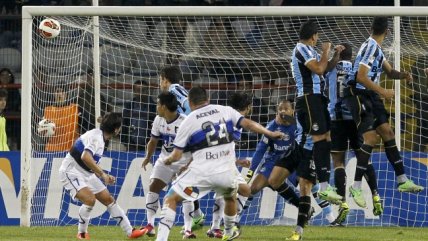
[21,6,428,227]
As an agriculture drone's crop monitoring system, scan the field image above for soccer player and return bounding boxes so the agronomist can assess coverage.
[58,112,144,240]
[140,92,197,238]
[268,116,317,240]
[159,65,191,115]
[291,20,344,203]
[155,87,284,241]
[326,43,382,225]
[159,65,206,230]
[206,91,253,239]
[343,17,423,206]
[243,100,301,209]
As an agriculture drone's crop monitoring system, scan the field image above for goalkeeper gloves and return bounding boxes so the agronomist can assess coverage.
[245,170,254,183]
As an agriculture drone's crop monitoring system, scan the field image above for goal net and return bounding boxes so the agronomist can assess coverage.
[22,7,428,227]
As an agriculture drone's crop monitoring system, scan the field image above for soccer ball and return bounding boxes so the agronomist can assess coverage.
[38,18,61,39]
[37,119,56,137]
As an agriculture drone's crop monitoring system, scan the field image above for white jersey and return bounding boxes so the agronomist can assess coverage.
[151,113,191,166]
[173,104,244,175]
[63,128,105,174]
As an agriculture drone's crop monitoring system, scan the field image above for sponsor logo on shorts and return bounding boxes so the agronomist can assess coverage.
[206,150,231,160]
[312,123,319,131]
[184,187,199,199]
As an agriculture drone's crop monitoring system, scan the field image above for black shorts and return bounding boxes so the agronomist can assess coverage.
[274,145,317,184]
[331,120,362,152]
[296,94,330,135]
[343,88,389,134]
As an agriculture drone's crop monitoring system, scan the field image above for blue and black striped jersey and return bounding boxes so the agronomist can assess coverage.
[345,37,385,89]
[326,60,353,120]
[168,83,191,114]
[291,43,325,97]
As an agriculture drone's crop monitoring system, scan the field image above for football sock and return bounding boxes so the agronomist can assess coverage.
[182,200,194,231]
[354,145,372,182]
[192,200,203,218]
[272,183,299,207]
[223,214,236,236]
[297,196,311,229]
[312,183,332,210]
[334,167,347,201]
[236,194,248,223]
[364,163,379,196]
[211,198,225,230]
[107,202,133,236]
[78,204,93,234]
[146,191,159,226]
[313,140,331,186]
[156,207,176,241]
[384,140,406,178]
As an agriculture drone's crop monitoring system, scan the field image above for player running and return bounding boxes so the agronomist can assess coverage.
[58,112,144,240]
[155,87,284,241]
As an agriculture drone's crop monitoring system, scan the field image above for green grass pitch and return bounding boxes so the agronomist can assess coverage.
[2,226,428,241]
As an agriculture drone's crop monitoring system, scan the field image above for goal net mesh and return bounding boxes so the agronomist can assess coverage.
[29,14,428,227]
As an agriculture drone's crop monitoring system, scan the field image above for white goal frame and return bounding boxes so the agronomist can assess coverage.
[21,5,428,227]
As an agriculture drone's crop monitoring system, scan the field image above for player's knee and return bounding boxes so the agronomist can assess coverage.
[149,178,166,193]
[99,195,115,206]
[268,177,281,190]
[82,195,96,206]
[238,184,251,197]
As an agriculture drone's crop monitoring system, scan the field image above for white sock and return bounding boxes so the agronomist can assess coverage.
[353,181,362,189]
[236,195,248,223]
[223,214,236,236]
[78,204,93,234]
[146,192,160,226]
[182,200,194,231]
[193,207,203,218]
[107,202,133,236]
[319,182,329,191]
[156,207,176,241]
[211,198,225,230]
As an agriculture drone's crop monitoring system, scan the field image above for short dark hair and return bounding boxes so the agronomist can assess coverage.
[340,42,352,60]
[299,20,318,40]
[100,112,122,134]
[371,17,388,35]
[158,91,178,112]
[0,89,8,99]
[188,86,208,106]
[228,92,252,112]
[160,66,182,84]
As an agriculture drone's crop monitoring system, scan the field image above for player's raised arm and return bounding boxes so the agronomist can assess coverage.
[382,60,413,83]
[326,45,345,72]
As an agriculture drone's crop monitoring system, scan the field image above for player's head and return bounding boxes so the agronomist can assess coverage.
[228,91,252,116]
[371,17,389,36]
[188,86,209,111]
[299,20,318,45]
[100,112,122,137]
[159,65,182,91]
[340,42,352,61]
[0,89,7,111]
[276,99,295,125]
[157,91,178,117]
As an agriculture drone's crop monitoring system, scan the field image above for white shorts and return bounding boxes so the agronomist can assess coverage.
[150,160,185,184]
[59,158,106,200]
[171,168,238,202]
[215,167,246,199]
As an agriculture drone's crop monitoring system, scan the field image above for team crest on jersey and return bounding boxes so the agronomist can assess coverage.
[184,187,199,199]
[312,123,319,131]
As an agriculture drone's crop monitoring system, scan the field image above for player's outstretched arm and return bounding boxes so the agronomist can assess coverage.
[306,42,331,75]
[383,60,413,83]
[357,64,394,99]
[142,137,159,170]
[240,118,285,140]
[164,148,184,165]
[81,150,115,185]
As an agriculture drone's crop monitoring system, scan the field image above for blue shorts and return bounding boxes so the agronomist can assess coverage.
[258,160,276,179]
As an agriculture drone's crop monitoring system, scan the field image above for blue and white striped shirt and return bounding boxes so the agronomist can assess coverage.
[291,43,325,97]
